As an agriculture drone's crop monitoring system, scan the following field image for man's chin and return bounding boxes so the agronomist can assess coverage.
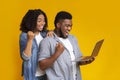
[63,35,68,39]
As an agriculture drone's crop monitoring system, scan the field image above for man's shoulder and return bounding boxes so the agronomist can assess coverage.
[68,34,78,42]
[68,34,76,39]
[44,36,55,40]
[41,36,55,43]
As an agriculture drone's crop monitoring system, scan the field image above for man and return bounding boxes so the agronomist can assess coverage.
[38,11,94,80]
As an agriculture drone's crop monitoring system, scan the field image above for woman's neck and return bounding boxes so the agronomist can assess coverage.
[34,31,40,35]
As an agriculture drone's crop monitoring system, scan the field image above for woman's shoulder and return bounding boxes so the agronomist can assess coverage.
[20,32,27,39]
[40,30,48,38]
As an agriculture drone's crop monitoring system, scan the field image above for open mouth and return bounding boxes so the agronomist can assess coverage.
[38,26,44,29]
[65,31,69,36]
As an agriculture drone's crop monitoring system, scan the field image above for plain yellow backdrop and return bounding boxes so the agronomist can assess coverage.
[0,0,120,80]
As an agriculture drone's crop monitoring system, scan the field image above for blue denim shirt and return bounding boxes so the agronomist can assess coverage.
[19,30,47,80]
[39,34,83,80]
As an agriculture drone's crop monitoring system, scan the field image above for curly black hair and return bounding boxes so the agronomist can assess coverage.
[20,9,48,33]
[54,11,72,27]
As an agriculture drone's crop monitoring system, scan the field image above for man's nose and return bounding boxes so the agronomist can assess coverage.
[67,26,72,30]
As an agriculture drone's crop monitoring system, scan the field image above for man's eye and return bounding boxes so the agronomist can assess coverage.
[66,25,71,27]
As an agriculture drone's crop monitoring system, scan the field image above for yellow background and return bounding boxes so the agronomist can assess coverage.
[0,0,120,80]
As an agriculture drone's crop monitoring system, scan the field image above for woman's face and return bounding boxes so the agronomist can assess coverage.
[36,14,46,31]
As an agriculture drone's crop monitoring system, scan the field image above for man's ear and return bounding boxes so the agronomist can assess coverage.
[56,23,61,29]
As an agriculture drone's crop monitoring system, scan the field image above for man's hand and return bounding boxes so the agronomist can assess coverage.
[39,42,64,71]
[78,57,95,65]
[55,42,64,55]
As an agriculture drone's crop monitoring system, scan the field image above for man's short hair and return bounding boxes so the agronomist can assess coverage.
[54,11,72,27]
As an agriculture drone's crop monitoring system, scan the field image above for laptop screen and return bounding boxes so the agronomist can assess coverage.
[91,39,104,57]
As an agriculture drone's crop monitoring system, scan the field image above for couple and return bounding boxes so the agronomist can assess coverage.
[19,9,94,80]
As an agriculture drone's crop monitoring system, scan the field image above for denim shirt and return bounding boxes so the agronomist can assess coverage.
[19,30,47,80]
[39,34,83,80]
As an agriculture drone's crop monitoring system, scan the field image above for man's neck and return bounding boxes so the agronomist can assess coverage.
[54,29,60,37]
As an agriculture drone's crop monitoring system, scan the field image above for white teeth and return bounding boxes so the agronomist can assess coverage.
[39,26,44,28]
[66,32,69,34]
[40,26,43,27]
[66,32,69,35]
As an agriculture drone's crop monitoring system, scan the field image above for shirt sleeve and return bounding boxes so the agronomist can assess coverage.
[19,33,30,61]
[22,51,30,60]
[38,37,51,61]
[72,35,83,57]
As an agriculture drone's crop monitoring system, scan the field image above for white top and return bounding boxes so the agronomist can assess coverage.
[58,37,77,80]
[35,33,45,77]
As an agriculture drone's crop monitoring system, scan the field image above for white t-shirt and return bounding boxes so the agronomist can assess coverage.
[35,33,45,77]
[58,37,77,80]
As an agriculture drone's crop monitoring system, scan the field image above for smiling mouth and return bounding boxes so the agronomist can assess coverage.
[39,26,44,28]
[65,31,69,35]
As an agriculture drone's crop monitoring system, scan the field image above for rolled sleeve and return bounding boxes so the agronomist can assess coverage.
[19,33,30,61]
[22,51,30,60]
[73,36,83,57]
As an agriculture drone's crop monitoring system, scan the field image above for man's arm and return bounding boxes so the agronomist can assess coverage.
[39,42,64,71]
[71,36,95,65]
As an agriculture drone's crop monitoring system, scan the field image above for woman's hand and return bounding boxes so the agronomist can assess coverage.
[46,30,54,37]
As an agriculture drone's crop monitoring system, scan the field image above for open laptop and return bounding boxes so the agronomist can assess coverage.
[73,39,104,62]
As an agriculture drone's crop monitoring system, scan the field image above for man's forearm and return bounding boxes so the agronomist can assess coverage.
[39,52,61,71]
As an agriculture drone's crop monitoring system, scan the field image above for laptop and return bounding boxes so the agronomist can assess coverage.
[73,39,104,62]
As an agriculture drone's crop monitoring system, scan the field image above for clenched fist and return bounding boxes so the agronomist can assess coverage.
[55,42,64,55]
[27,31,35,40]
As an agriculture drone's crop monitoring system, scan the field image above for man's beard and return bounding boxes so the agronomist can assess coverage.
[59,28,68,39]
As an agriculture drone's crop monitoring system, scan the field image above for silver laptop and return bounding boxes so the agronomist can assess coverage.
[73,39,104,62]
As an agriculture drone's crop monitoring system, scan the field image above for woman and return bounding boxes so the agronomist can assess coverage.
[19,9,52,80]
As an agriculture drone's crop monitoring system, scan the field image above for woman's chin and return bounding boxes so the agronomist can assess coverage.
[39,28,43,31]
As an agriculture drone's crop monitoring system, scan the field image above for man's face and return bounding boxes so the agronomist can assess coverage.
[58,19,72,38]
